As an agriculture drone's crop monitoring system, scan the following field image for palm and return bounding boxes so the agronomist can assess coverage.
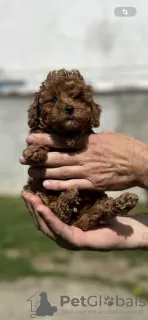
[23,192,132,251]
[55,224,120,250]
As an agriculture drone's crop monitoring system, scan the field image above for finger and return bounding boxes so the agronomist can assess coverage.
[22,191,39,228]
[28,166,85,180]
[36,204,80,247]
[43,179,94,190]
[30,196,55,240]
[26,133,74,149]
[38,151,80,167]
[22,191,34,214]
[20,150,81,166]
[23,192,55,239]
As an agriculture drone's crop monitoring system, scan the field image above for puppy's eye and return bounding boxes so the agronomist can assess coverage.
[50,97,57,103]
[75,94,81,99]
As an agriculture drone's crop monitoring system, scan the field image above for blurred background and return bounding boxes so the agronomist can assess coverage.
[0,0,148,319]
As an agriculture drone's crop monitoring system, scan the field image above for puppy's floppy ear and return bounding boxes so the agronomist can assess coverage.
[91,102,101,128]
[28,91,40,132]
[83,84,101,128]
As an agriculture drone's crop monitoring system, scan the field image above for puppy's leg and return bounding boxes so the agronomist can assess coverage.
[22,145,49,199]
[50,189,80,224]
[72,193,138,231]
[22,145,49,163]
[110,192,138,215]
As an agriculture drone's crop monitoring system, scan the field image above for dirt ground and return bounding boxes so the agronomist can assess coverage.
[5,249,148,291]
[31,251,148,291]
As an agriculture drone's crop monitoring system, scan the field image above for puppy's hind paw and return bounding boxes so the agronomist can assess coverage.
[114,192,138,214]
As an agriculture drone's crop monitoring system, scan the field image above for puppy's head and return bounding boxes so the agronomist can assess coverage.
[28,69,101,137]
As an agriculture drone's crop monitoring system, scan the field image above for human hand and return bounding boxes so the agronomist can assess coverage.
[22,191,148,251]
[20,131,148,191]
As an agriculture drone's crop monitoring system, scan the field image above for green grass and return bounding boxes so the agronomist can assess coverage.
[0,196,66,280]
[0,253,69,281]
[0,196,58,254]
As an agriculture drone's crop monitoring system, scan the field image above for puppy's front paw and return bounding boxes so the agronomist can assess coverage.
[22,145,49,163]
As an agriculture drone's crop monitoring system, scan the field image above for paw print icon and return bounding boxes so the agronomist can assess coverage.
[104,296,114,307]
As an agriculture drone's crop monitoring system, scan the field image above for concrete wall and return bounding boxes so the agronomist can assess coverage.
[0,96,31,194]
[0,93,148,202]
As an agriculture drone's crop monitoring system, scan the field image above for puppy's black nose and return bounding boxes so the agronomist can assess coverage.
[65,105,74,114]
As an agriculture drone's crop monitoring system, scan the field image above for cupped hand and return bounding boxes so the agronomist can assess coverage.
[20,131,148,191]
[22,191,148,251]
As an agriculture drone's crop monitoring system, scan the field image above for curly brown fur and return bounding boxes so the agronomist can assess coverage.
[22,69,138,231]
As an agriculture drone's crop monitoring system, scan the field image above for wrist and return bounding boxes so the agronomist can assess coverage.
[130,138,148,189]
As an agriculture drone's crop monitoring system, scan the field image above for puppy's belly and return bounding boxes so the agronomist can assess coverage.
[23,179,107,228]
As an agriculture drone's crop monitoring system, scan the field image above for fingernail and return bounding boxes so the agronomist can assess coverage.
[26,135,35,144]
[37,207,42,214]
[43,181,52,188]
[20,155,26,163]
[37,205,44,215]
